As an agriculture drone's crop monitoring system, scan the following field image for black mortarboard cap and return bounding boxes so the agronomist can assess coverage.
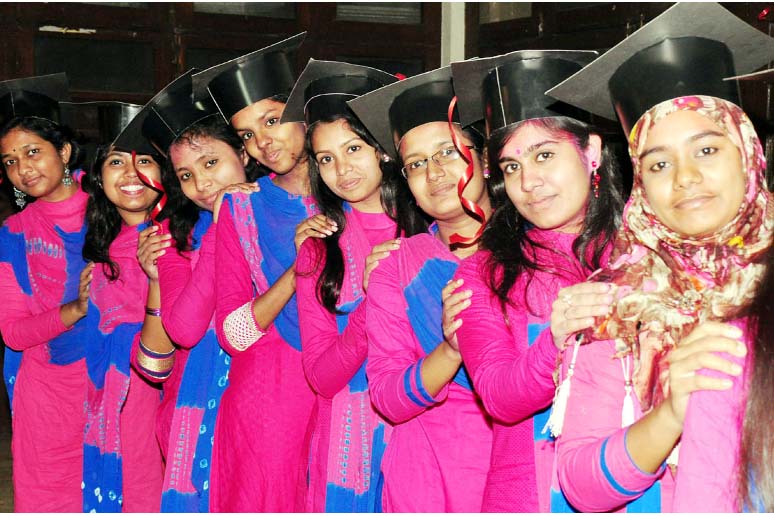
[0,73,69,126]
[451,50,597,137]
[546,3,774,136]
[192,33,305,122]
[60,101,144,146]
[347,66,468,159]
[281,58,398,126]
[115,70,218,156]
[725,68,774,83]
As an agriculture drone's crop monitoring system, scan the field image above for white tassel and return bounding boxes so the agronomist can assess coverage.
[620,356,636,428]
[543,334,582,438]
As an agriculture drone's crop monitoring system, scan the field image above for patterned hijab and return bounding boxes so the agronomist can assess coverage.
[582,95,774,411]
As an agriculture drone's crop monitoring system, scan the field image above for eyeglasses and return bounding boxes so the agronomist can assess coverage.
[400,144,477,179]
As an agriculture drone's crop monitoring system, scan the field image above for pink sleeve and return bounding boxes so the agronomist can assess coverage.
[158,223,217,348]
[214,201,264,355]
[365,252,449,425]
[556,339,665,512]
[296,240,368,399]
[0,262,70,350]
[672,327,748,512]
[455,259,558,423]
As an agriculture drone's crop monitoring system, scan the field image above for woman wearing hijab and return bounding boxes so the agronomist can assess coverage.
[543,3,774,511]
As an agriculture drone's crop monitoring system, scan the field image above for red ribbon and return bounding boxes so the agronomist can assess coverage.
[133,150,167,229]
[759,7,770,20]
[446,96,486,246]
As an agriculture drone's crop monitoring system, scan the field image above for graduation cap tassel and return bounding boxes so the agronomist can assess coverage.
[446,96,486,246]
[132,150,166,229]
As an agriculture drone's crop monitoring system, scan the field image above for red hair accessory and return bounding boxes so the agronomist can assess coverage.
[446,96,486,245]
[395,73,407,81]
[133,150,167,229]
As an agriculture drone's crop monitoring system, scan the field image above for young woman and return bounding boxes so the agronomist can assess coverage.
[287,60,428,512]
[196,35,334,511]
[442,51,624,512]
[348,66,494,512]
[81,142,167,512]
[0,86,90,512]
[541,6,774,511]
[132,114,260,512]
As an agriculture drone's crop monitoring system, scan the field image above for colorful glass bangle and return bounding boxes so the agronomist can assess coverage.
[137,339,174,380]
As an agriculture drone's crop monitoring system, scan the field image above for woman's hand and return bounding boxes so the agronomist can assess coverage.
[363,238,401,292]
[137,226,172,281]
[662,321,746,429]
[550,282,613,350]
[76,262,95,315]
[441,278,471,352]
[61,262,94,325]
[212,182,261,223]
[294,214,338,254]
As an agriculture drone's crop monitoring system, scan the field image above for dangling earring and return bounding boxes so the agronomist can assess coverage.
[62,166,73,187]
[14,187,26,208]
[483,168,491,179]
[591,165,601,199]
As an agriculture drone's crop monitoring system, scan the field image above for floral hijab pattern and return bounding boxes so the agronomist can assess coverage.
[581,95,774,410]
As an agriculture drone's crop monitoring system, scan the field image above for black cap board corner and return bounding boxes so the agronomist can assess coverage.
[0,72,70,125]
[281,58,399,126]
[347,66,464,159]
[60,101,145,148]
[451,50,598,134]
[725,68,774,82]
[545,2,774,135]
[114,69,219,157]
[192,32,306,122]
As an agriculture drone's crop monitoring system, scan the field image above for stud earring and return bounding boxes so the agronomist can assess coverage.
[62,166,73,187]
[14,187,26,208]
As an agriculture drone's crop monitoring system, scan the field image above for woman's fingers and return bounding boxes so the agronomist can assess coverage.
[362,239,401,291]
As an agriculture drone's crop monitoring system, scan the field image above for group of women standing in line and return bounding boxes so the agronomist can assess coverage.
[1,2,773,512]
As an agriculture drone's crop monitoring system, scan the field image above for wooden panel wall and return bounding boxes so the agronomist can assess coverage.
[0,2,442,103]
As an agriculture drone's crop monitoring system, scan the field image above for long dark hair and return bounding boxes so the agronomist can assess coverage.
[0,116,86,210]
[482,116,624,313]
[82,146,165,281]
[305,113,428,314]
[161,114,261,254]
[740,248,774,511]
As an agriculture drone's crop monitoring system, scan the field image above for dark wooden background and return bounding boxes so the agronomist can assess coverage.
[1,2,773,187]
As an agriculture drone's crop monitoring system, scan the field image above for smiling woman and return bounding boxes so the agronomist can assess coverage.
[0,126,73,204]
[540,3,774,512]
[347,65,495,512]
[637,109,746,239]
[0,75,91,512]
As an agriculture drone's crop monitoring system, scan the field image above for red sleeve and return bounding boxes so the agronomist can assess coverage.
[454,256,558,424]
[159,223,217,349]
[0,262,70,350]
[296,239,368,399]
